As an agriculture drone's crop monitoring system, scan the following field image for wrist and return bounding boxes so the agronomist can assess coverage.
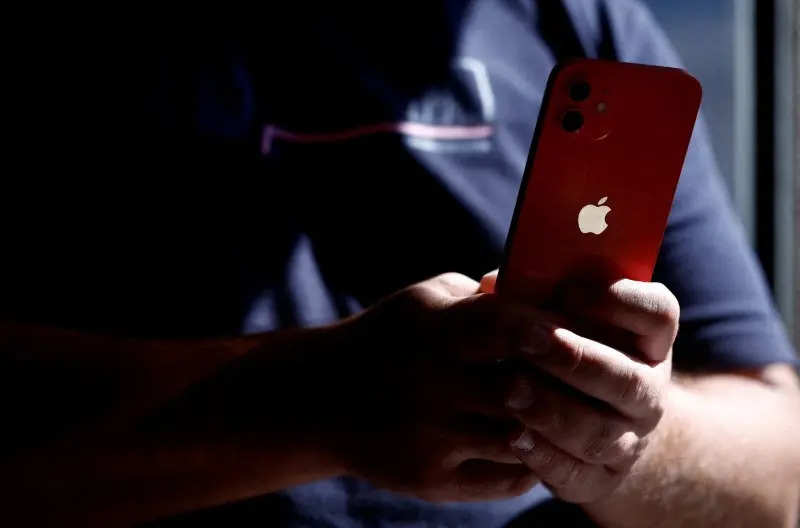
[171,323,355,481]
[203,324,352,490]
[300,317,367,479]
[579,380,687,526]
[288,321,358,479]
[252,320,359,479]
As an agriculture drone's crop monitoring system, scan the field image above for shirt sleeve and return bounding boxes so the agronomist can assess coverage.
[606,0,798,369]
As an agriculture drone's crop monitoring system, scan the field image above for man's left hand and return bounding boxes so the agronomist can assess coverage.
[480,272,678,503]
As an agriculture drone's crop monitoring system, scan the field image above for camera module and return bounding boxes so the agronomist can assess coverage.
[562,110,584,133]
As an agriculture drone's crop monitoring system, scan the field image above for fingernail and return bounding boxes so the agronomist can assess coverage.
[507,380,534,410]
[511,429,535,452]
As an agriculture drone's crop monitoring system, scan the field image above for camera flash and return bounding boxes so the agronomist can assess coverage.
[597,102,607,113]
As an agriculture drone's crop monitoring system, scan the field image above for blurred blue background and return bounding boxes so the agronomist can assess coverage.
[642,0,735,192]
[642,0,798,347]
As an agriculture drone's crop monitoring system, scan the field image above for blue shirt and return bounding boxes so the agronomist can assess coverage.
[3,1,796,526]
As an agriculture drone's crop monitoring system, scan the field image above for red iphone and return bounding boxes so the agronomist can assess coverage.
[497,59,702,300]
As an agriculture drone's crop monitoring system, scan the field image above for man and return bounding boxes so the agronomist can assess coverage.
[3,1,799,526]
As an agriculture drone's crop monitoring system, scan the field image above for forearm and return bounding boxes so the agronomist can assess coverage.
[1,321,265,431]
[10,429,340,526]
[582,366,800,527]
[2,321,343,526]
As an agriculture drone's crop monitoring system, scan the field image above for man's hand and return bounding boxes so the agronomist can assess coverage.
[480,271,677,503]
[315,273,540,502]
[3,272,545,523]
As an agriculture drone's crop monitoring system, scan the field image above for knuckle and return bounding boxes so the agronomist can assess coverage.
[640,394,666,432]
[583,420,616,461]
[619,369,657,411]
[610,432,645,471]
[402,283,441,311]
[431,272,460,288]
[430,272,476,298]
[609,431,641,466]
[548,330,585,373]
[633,433,651,459]
[565,341,586,374]
[651,387,666,417]
[534,445,560,477]
[433,272,464,283]
[556,456,585,488]
[650,283,681,327]
[416,282,445,302]
[664,296,681,328]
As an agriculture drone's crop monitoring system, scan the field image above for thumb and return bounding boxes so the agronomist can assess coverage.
[479,270,499,294]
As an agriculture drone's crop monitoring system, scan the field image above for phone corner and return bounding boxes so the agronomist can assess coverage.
[681,70,704,107]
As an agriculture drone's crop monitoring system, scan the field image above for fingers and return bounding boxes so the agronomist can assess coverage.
[450,368,512,418]
[442,426,523,467]
[560,279,679,362]
[442,274,679,368]
[479,270,499,294]
[444,293,563,363]
[424,366,512,419]
[521,326,667,424]
[476,274,679,363]
[511,429,624,503]
[380,424,537,503]
[439,293,509,362]
[446,286,668,424]
[425,272,482,299]
[450,460,539,501]
[506,374,644,467]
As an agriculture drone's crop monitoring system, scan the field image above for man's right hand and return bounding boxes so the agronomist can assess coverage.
[4,272,544,525]
[305,273,540,502]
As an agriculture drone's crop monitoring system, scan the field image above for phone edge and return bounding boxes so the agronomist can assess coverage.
[496,60,571,295]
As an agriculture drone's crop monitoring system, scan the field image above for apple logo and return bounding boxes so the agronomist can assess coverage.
[578,196,611,235]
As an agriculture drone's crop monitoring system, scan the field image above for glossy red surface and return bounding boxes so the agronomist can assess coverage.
[498,59,702,300]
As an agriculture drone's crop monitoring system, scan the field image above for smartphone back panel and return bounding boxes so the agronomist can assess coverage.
[498,59,702,299]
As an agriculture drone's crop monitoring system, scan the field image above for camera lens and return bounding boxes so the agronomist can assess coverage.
[562,110,584,133]
[569,81,591,101]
